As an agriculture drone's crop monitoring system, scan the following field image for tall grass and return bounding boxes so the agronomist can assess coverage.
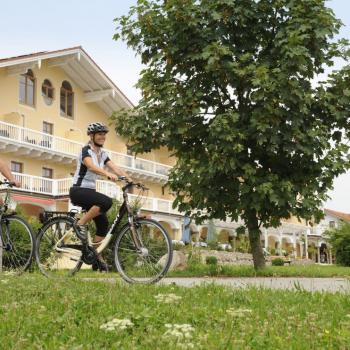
[0,274,349,349]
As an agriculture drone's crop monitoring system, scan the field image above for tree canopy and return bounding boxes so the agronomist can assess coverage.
[112,0,350,268]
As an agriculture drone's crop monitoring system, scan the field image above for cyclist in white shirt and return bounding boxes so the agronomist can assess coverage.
[69,122,132,270]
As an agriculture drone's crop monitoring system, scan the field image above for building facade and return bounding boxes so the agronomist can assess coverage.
[0,47,183,237]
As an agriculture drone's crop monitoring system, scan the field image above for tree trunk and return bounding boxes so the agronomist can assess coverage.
[246,211,266,270]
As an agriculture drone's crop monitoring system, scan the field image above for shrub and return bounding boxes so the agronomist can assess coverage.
[235,235,251,253]
[207,241,218,250]
[325,223,350,267]
[205,256,218,266]
[272,258,285,266]
[187,248,202,266]
[173,242,185,251]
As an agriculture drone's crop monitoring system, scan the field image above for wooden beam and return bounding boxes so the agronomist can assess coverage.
[84,89,113,103]
[6,63,35,76]
[47,54,77,67]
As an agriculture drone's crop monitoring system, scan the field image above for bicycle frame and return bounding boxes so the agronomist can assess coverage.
[83,182,144,254]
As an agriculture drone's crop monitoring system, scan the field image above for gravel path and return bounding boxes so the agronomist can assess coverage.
[83,276,350,293]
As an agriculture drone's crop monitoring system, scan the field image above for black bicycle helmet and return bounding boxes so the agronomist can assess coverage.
[87,122,109,135]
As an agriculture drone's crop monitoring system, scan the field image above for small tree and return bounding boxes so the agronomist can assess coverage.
[325,222,350,266]
[113,0,350,269]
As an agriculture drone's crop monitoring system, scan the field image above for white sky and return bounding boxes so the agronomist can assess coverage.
[0,0,349,212]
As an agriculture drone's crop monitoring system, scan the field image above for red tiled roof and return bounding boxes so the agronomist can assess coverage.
[324,208,350,221]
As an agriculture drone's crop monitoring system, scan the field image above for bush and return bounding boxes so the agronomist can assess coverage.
[325,223,350,267]
[272,258,285,266]
[173,242,185,251]
[207,241,218,250]
[235,235,251,253]
[187,248,202,266]
[205,256,218,266]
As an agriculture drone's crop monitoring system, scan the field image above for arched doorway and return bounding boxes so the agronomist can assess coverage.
[217,229,230,244]
[158,221,176,240]
[281,236,294,257]
[308,242,317,262]
[268,235,281,255]
[295,241,304,258]
[199,227,208,242]
[319,242,329,263]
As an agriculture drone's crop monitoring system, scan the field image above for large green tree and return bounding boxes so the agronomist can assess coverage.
[112,0,350,269]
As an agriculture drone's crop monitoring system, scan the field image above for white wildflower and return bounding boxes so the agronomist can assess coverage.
[226,308,253,317]
[154,293,182,304]
[3,271,16,276]
[100,318,134,332]
[163,323,195,349]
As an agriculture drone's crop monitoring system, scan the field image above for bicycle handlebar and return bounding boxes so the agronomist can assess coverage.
[0,180,16,188]
[115,176,149,191]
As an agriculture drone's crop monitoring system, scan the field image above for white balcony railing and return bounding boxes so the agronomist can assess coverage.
[0,120,82,155]
[0,120,172,179]
[4,173,179,215]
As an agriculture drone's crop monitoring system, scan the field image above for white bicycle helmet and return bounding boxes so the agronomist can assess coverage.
[87,122,109,135]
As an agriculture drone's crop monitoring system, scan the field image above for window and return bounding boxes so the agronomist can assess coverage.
[126,145,133,156]
[42,79,54,105]
[42,167,53,179]
[43,122,54,135]
[42,167,53,193]
[329,221,336,228]
[60,81,74,118]
[19,69,35,106]
[11,161,23,173]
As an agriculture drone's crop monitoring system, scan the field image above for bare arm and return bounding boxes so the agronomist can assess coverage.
[0,160,20,187]
[105,160,132,182]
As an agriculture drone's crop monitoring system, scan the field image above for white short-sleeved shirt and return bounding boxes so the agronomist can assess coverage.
[72,144,110,189]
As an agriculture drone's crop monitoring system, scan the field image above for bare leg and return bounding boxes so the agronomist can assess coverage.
[77,205,100,225]
[77,206,107,266]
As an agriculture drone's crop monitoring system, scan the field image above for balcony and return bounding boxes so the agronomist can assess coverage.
[0,120,171,183]
[1,173,179,215]
[0,120,80,164]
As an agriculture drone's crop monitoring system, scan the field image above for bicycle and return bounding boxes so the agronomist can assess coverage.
[0,180,35,273]
[35,177,173,284]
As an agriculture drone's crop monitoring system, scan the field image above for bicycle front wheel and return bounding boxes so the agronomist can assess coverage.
[114,219,173,284]
[36,217,83,278]
[0,215,35,274]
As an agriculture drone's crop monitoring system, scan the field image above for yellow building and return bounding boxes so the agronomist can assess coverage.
[0,46,326,261]
[0,46,184,239]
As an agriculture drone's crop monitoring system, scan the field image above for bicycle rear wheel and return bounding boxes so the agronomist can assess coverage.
[36,217,83,278]
[114,219,173,284]
[0,215,34,274]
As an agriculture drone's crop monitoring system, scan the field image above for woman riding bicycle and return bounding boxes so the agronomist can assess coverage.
[69,122,133,271]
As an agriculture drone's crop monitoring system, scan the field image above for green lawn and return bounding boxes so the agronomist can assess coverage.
[0,274,349,349]
[168,264,350,278]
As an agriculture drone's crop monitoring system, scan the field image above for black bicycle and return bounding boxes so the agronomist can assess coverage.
[0,180,35,273]
[35,177,173,284]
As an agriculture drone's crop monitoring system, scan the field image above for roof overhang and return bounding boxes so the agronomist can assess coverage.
[0,46,134,115]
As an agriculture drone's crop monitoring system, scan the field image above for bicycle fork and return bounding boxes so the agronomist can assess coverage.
[128,215,148,257]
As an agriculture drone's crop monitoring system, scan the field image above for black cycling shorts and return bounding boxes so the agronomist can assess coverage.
[69,187,113,236]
